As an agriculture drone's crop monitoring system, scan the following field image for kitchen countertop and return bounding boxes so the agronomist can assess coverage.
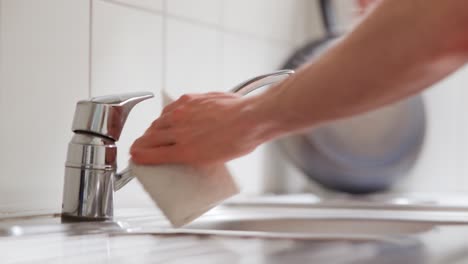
[2,232,429,264]
[1,207,468,264]
[3,226,468,264]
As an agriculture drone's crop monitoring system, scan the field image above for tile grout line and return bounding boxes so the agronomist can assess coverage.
[218,0,224,89]
[457,79,466,190]
[0,0,3,106]
[98,0,298,48]
[167,14,297,48]
[88,0,94,97]
[161,0,167,95]
[100,0,163,16]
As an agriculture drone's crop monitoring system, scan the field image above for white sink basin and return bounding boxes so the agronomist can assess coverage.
[1,204,468,241]
[185,218,435,236]
[3,198,468,263]
[112,206,468,240]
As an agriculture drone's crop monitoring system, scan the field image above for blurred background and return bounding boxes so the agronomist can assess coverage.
[1,0,468,213]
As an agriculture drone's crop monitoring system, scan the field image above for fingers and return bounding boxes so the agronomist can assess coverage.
[151,106,188,130]
[162,94,196,114]
[150,113,174,129]
[131,91,243,165]
[131,145,185,165]
[162,99,184,114]
[132,129,176,150]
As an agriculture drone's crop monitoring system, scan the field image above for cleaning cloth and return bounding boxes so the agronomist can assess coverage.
[130,162,239,227]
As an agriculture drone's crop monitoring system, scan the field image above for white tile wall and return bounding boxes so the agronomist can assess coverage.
[91,0,164,207]
[3,0,466,215]
[222,33,293,88]
[223,0,307,43]
[0,0,318,213]
[0,0,90,210]
[0,1,3,179]
[396,67,468,192]
[460,66,468,190]
[167,0,222,25]
[165,18,222,97]
[103,0,163,12]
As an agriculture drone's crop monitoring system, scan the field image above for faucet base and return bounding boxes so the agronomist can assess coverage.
[60,214,110,223]
[62,167,115,220]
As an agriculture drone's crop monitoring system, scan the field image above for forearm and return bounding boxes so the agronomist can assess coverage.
[252,0,468,140]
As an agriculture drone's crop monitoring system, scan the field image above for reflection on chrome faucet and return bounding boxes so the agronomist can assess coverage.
[62,92,154,220]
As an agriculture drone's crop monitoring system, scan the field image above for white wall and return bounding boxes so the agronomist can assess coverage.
[1,0,467,215]
[397,66,468,192]
[0,0,90,212]
[0,0,323,213]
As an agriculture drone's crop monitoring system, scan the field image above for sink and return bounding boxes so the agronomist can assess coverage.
[225,193,468,211]
[114,206,468,241]
[186,218,435,236]
[3,200,468,263]
[161,206,468,240]
[2,204,468,241]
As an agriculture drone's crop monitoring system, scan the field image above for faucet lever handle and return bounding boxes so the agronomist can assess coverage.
[72,91,154,141]
[90,92,154,105]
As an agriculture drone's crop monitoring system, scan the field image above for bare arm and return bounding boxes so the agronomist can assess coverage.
[131,0,468,165]
[255,0,468,138]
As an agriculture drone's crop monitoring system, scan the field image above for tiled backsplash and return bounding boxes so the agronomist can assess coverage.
[0,0,323,212]
[0,0,90,211]
[1,0,468,214]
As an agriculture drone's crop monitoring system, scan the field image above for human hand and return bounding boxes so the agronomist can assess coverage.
[130,92,274,165]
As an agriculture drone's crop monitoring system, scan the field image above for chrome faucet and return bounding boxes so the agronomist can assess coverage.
[62,92,154,220]
[61,70,294,221]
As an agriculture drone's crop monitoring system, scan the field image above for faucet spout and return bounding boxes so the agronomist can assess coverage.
[114,167,133,191]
